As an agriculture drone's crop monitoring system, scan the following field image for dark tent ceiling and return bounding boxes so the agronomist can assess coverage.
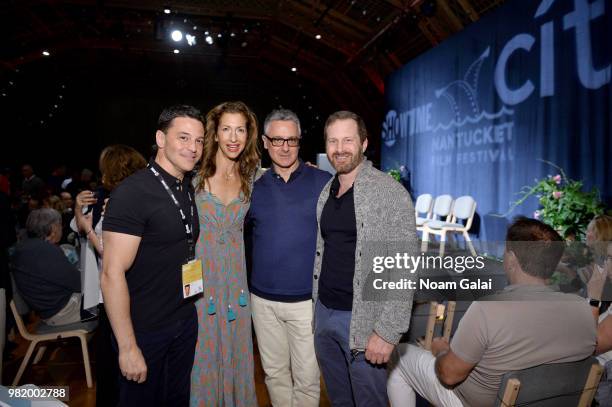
[0,0,505,169]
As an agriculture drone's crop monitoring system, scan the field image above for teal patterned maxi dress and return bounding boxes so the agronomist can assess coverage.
[190,190,257,406]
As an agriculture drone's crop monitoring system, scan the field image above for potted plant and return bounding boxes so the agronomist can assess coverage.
[504,160,604,241]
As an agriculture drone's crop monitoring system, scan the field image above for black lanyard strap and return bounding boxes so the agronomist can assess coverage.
[148,165,196,260]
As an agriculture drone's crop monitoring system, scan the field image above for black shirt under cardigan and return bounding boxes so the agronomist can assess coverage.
[318,175,357,311]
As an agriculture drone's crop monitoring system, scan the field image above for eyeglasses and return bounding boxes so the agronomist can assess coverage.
[264,135,300,147]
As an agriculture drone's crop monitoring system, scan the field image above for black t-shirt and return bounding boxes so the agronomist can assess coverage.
[103,160,199,331]
[318,176,357,311]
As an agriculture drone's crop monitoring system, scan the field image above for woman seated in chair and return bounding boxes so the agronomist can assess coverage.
[11,208,85,326]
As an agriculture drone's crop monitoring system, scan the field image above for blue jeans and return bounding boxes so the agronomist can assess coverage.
[112,308,197,407]
[314,301,389,406]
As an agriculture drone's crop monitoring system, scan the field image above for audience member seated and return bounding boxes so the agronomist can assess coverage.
[387,217,597,407]
[587,217,612,407]
[11,208,84,327]
[584,215,612,316]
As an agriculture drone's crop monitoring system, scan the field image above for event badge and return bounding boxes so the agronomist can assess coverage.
[181,259,203,299]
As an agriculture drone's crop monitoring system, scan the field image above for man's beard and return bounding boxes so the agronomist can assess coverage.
[332,151,363,174]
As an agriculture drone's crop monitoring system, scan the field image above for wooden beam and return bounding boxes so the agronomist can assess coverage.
[457,0,479,22]
[285,0,372,39]
[437,0,464,32]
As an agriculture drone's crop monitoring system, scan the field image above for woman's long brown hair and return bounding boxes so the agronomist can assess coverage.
[195,101,260,201]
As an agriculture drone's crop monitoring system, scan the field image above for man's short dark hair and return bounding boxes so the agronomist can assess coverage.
[324,110,368,142]
[505,217,564,279]
[158,105,204,133]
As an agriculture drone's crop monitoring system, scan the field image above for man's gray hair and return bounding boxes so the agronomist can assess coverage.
[263,109,301,136]
[26,208,62,239]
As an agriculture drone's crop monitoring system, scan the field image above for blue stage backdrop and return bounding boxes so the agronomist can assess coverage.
[381,0,611,244]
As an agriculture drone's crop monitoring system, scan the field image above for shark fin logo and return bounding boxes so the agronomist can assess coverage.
[432,46,514,132]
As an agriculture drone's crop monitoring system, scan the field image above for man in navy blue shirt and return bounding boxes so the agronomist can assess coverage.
[246,109,331,406]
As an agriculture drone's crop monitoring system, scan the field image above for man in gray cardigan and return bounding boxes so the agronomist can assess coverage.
[313,110,418,406]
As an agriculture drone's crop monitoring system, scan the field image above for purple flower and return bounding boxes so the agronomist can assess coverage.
[533,210,540,219]
[552,191,563,199]
[552,174,562,184]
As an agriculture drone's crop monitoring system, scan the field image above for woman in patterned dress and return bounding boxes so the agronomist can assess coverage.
[191,101,260,406]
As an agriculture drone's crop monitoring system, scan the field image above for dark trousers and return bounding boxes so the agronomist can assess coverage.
[113,308,197,407]
[314,301,389,407]
[96,305,119,407]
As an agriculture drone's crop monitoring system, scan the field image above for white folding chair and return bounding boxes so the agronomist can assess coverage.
[421,195,477,258]
[414,194,434,229]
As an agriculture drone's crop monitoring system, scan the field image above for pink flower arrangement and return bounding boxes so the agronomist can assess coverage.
[504,160,604,240]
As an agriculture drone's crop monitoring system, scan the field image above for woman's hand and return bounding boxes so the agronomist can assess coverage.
[77,212,94,234]
[75,190,97,211]
[587,263,608,300]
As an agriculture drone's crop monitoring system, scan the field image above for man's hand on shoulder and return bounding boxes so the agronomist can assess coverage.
[119,345,148,383]
[365,331,395,364]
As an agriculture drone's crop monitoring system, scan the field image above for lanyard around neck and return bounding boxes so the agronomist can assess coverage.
[148,165,195,260]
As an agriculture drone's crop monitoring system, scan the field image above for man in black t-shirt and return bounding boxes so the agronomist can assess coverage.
[102,105,204,406]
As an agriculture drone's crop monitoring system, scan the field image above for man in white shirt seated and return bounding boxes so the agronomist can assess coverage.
[387,217,597,407]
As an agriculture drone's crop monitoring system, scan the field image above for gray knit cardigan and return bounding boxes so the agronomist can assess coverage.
[312,160,419,350]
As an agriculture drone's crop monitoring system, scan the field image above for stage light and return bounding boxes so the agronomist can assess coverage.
[186,34,196,46]
[315,34,321,40]
[42,50,50,56]
[217,33,222,38]
[205,35,213,45]
[230,32,235,37]
[205,31,209,35]
[164,8,171,14]
[173,49,180,54]
[193,26,197,30]
[241,42,248,47]
[291,67,297,72]
[171,30,183,42]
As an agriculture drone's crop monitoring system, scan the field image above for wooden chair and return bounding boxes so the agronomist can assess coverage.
[9,300,96,388]
[494,357,604,407]
[8,274,97,389]
[416,301,457,350]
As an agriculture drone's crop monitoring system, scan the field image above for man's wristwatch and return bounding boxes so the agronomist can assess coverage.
[589,298,602,308]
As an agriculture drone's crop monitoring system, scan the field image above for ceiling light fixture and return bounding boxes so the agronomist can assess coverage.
[42,50,50,56]
[173,49,180,54]
[315,34,321,40]
[163,8,171,14]
[171,30,183,42]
